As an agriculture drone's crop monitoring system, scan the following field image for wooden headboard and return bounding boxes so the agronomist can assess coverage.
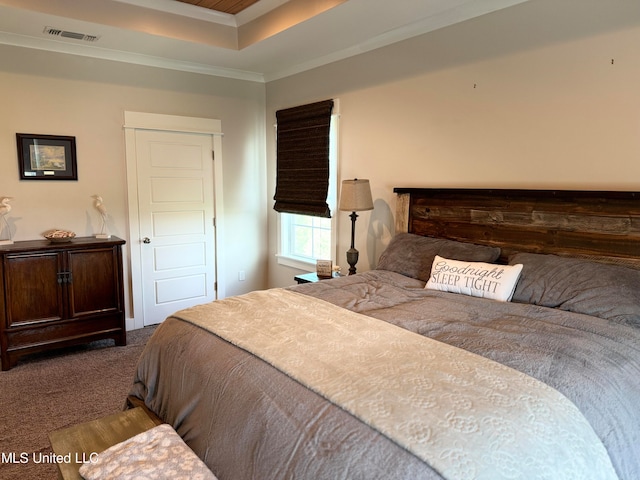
[394,188,640,265]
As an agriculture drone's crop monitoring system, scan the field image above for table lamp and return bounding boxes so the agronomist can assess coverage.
[339,179,373,275]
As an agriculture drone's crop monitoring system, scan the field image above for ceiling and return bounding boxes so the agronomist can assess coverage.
[0,0,530,82]
[176,0,262,15]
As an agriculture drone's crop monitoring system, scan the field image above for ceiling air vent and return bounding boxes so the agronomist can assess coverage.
[43,26,100,42]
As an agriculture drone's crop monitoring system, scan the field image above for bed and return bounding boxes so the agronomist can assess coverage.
[128,188,640,480]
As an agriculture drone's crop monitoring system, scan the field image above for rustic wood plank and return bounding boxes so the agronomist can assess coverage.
[413,208,637,235]
[394,188,640,265]
[175,0,260,14]
[395,193,410,234]
[49,407,158,480]
[126,395,164,426]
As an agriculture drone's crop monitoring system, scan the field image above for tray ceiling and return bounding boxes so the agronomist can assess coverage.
[175,0,261,15]
[0,0,531,82]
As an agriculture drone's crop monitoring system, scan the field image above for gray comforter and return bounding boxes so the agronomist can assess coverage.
[130,270,640,480]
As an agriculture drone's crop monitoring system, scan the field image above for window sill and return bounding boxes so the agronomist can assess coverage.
[275,254,316,272]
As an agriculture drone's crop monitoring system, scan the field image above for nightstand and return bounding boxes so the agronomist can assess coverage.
[294,272,341,284]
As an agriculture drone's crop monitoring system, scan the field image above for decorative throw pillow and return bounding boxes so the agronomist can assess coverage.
[79,424,217,480]
[510,252,640,326]
[376,233,501,282]
[425,255,523,302]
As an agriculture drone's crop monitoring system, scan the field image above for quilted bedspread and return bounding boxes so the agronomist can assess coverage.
[172,288,616,480]
[130,270,640,480]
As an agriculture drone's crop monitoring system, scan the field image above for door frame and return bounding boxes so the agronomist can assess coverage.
[124,111,225,330]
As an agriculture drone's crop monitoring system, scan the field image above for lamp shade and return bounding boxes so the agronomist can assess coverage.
[339,179,373,212]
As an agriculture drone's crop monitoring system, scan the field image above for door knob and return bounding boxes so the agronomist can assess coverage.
[142,237,151,244]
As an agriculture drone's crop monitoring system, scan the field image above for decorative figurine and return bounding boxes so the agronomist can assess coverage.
[0,197,13,245]
[92,195,110,239]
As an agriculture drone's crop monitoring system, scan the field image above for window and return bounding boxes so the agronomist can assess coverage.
[281,214,332,261]
[277,112,338,270]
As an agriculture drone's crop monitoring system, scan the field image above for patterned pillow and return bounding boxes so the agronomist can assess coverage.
[510,253,640,327]
[425,255,523,302]
[79,423,217,480]
[376,233,500,282]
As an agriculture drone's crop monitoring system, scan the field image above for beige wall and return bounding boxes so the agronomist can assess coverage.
[2,0,640,305]
[0,44,267,325]
[266,0,640,288]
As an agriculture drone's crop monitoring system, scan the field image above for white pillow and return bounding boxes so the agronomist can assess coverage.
[425,255,523,302]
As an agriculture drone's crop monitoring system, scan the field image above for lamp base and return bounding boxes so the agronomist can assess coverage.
[346,247,359,275]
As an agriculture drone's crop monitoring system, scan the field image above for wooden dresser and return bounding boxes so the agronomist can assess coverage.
[0,236,126,370]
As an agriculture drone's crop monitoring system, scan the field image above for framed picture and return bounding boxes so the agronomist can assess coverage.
[16,133,78,180]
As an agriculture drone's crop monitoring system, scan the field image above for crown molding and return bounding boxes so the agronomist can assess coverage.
[0,31,265,82]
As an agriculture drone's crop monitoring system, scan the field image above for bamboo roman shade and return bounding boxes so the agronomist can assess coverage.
[273,99,334,217]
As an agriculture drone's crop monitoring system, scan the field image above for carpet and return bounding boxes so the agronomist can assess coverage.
[0,326,157,480]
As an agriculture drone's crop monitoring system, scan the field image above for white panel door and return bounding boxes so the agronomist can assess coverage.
[136,129,216,325]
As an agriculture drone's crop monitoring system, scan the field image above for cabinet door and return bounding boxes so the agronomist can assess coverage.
[67,247,121,318]
[4,252,64,327]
